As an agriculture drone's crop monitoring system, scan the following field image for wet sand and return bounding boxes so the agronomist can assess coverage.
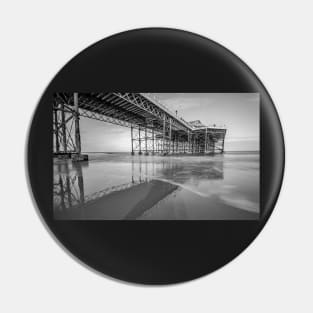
[53,152,260,220]
[54,180,178,220]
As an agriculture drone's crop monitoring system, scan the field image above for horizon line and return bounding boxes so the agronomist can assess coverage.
[82,150,260,153]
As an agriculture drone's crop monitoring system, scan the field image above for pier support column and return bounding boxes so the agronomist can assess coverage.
[169,120,172,154]
[138,126,142,155]
[162,115,166,154]
[205,128,207,154]
[131,125,134,155]
[192,135,195,154]
[221,130,226,153]
[71,93,89,161]
[61,102,67,153]
[74,92,81,155]
[144,127,149,155]
[131,159,135,183]
[53,108,60,153]
[152,128,154,155]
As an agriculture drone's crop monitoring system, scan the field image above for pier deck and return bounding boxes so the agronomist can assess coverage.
[53,92,226,159]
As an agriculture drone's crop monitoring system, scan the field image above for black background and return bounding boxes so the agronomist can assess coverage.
[27,28,284,284]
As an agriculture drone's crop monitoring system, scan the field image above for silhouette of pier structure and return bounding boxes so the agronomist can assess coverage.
[53,93,227,160]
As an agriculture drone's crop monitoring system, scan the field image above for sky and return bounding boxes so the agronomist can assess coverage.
[80,93,259,152]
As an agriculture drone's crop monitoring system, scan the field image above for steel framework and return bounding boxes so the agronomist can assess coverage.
[53,92,227,159]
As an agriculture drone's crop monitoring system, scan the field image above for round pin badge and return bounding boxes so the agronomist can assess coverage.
[27,28,284,285]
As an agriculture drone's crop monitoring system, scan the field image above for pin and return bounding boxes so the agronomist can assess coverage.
[27,28,285,285]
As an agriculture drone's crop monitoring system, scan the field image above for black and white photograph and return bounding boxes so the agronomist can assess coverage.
[6,0,313,310]
[53,93,260,220]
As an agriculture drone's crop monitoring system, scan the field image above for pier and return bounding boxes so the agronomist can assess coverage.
[53,93,226,160]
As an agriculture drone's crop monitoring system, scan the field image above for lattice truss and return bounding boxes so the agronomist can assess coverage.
[207,129,226,152]
[131,121,195,155]
[131,127,155,154]
[53,92,226,156]
[53,93,78,154]
[191,129,226,154]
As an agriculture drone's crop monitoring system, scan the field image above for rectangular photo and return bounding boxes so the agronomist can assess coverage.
[53,93,260,220]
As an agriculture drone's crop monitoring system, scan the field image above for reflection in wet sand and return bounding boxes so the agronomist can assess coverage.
[53,153,259,220]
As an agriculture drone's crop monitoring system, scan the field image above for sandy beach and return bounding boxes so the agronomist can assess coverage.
[53,152,259,220]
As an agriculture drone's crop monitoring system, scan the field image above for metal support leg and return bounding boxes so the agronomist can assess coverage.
[145,127,149,155]
[131,125,134,155]
[221,130,226,153]
[192,136,195,154]
[152,128,154,155]
[61,102,67,153]
[173,135,176,154]
[163,116,166,155]
[205,128,207,154]
[169,120,172,154]
[74,92,81,155]
[54,108,60,153]
[138,126,142,155]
